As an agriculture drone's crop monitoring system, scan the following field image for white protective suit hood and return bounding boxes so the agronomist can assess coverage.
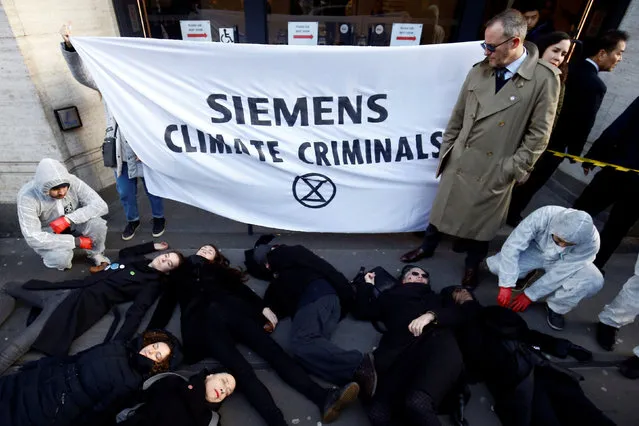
[548,209,596,246]
[34,158,71,198]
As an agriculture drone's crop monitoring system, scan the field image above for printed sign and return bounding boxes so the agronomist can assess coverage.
[180,20,212,42]
[288,22,319,46]
[218,27,236,43]
[390,23,423,46]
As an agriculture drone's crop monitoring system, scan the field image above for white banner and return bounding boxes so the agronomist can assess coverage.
[71,37,483,232]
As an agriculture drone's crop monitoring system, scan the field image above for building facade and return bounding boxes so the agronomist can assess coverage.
[0,0,636,234]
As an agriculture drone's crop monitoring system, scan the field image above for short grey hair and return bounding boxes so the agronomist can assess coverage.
[486,9,528,40]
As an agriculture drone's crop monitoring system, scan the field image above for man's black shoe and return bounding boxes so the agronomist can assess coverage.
[400,247,434,263]
[596,321,617,351]
[322,382,359,423]
[461,267,479,290]
[353,352,377,400]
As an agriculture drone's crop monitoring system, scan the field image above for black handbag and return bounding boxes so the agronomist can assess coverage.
[101,123,118,168]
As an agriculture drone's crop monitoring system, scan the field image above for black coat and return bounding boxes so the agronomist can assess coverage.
[0,338,155,426]
[263,245,354,319]
[26,243,167,356]
[353,281,461,374]
[148,255,265,362]
[585,95,639,170]
[548,60,606,156]
[119,371,215,426]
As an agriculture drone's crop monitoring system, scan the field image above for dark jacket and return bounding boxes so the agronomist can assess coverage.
[0,338,158,426]
[27,243,167,356]
[263,245,354,319]
[119,370,216,426]
[549,59,606,156]
[353,281,461,373]
[148,255,265,362]
[585,95,639,170]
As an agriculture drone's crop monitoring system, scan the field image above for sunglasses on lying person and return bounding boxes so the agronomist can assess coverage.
[409,271,429,278]
[481,37,514,52]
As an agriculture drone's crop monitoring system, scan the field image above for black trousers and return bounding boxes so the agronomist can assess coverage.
[420,224,489,269]
[192,308,327,426]
[509,152,564,221]
[367,329,464,426]
[573,168,639,269]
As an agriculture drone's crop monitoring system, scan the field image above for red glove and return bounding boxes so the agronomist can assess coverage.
[49,216,70,234]
[511,293,532,312]
[75,236,93,250]
[497,287,512,307]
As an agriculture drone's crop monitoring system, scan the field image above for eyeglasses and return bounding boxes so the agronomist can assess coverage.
[481,37,515,53]
[410,271,429,278]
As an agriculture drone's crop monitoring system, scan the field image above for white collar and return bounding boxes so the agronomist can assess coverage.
[585,58,600,72]
[505,48,528,77]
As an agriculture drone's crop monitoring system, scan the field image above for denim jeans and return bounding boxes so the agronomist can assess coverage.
[115,162,164,222]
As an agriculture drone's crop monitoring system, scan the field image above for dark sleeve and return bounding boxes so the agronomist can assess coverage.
[585,96,639,162]
[147,280,178,330]
[562,78,606,156]
[235,283,265,314]
[114,281,164,341]
[521,329,572,358]
[22,278,90,290]
[429,305,467,327]
[118,242,157,262]
[351,282,381,320]
[263,280,289,319]
[271,245,350,289]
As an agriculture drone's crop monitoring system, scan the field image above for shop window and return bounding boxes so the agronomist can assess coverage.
[266,0,461,46]
[140,0,247,42]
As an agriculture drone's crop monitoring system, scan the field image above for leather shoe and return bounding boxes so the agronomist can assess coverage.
[461,267,479,289]
[400,247,434,263]
[322,382,359,423]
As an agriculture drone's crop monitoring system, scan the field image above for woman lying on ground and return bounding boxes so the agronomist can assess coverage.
[353,265,465,426]
[148,244,359,426]
[0,329,181,426]
[117,368,236,426]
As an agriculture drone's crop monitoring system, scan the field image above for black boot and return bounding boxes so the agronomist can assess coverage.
[596,322,618,351]
[321,382,359,423]
[353,352,377,400]
[619,356,639,379]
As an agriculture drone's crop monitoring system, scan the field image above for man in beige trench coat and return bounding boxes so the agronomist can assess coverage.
[401,9,560,289]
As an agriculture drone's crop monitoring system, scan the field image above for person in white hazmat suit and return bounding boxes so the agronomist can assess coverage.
[487,205,603,331]
[596,253,639,379]
[17,158,110,270]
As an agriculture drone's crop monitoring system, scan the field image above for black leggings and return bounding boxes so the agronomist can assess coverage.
[187,309,328,426]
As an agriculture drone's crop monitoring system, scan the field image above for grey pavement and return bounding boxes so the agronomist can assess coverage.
[0,181,638,425]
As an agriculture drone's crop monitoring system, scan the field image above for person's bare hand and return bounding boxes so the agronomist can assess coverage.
[262,307,278,329]
[408,312,436,337]
[154,242,169,251]
[59,23,72,47]
[364,272,376,285]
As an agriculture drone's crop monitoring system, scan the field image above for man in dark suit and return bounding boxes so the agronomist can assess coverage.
[507,30,628,226]
[573,96,639,270]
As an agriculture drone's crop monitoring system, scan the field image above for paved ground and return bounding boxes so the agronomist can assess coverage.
[0,182,638,425]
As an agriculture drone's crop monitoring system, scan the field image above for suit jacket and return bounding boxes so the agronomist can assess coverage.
[585,95,639,170]
[430,42,561,240]
[549,60,606,155]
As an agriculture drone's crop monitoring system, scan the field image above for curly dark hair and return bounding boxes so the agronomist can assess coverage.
[141,329,179,375]
[201,243,247,283]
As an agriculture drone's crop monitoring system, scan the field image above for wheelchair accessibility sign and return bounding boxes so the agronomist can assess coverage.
[218,27,237,44]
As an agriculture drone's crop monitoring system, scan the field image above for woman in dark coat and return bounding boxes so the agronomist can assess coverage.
[0,329,181,426]
[148,244,359,426]
[353,265,464,426]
